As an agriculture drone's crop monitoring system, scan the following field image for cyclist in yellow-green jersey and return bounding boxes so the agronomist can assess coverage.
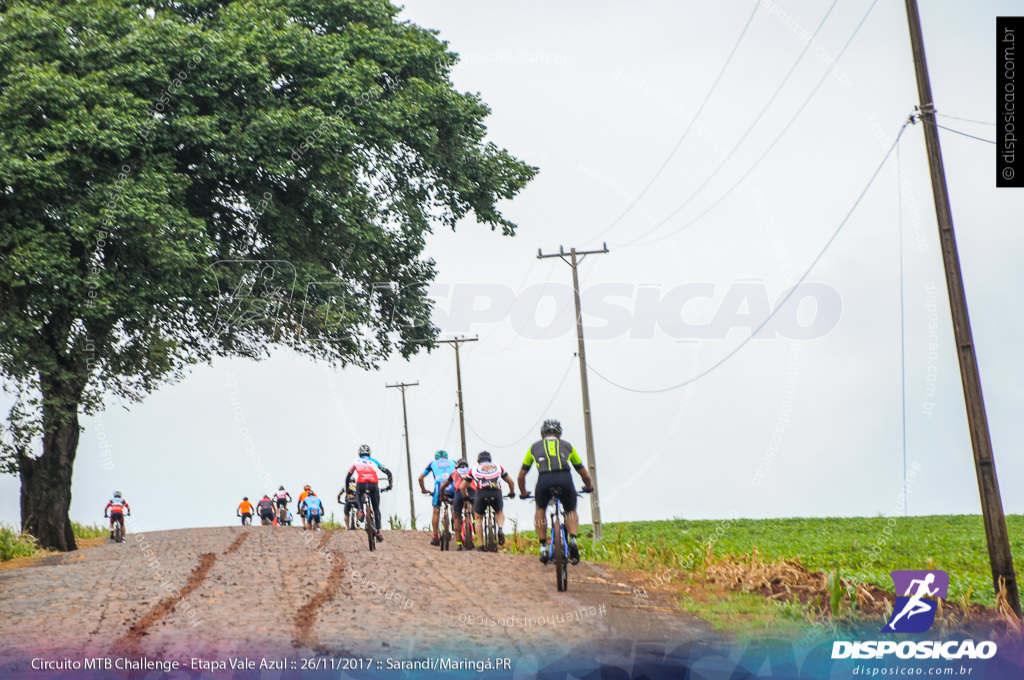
[518,419,593,564]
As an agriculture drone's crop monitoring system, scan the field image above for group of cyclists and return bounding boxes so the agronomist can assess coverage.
[234,444,395,541]
[417,419,594,563]
[105,419,592,564]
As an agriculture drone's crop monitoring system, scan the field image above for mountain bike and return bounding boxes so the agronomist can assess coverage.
[459,497,475,551]
[346,499,359,530]
[524,488,589,592]
[107,513,128,543]
[362,485,390,551]
[277,504,288,526]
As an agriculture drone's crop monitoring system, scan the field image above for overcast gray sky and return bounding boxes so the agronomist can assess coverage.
[3,1,1022,534]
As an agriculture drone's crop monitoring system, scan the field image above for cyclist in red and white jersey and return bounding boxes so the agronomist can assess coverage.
[344,445,393,542]
[459,451,515,551]
[441,458,477,551]
[104,491,131,540]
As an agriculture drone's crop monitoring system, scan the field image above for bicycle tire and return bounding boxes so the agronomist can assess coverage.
[462,510,474,551]
[114,520,123,544]
[553,510,566,592]
[348,507,357,531]
[441,508,451,551]
[485,509,497,552]
[365,497,376,551]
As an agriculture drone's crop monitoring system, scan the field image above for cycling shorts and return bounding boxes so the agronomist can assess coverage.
[453,489,475,517]
[473,487,504,515]
[535,470,577,513]
[432,482,455,508]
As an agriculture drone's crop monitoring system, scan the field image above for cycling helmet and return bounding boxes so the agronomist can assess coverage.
[304,485,311,491]
[477,451,492,463]
[434,450,448,460]
[113,491,121,498]
[358,444,371,457]
[541,419,562,437]
[279,485,285,490]
[243,496,249,501]
[456,459,468,468]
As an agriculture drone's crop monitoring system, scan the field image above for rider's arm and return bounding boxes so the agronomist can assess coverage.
[568,446,594,490]
[380,465,394,488]
[458,477,470,496]
[502,471,515,496]
[417,470,429,494]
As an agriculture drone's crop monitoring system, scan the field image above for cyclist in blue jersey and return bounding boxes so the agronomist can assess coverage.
[302,492,324,529]
[417,450,457,546]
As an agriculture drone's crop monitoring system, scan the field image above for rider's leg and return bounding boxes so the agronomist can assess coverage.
[432,506,440,536]
[473,512,483,541]
[535,505,547,543]
[371,487,382,533]
[565,509,579,536]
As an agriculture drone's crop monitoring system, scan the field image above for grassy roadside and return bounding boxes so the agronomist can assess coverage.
[1,521,110,563]
[506,515,1024,640]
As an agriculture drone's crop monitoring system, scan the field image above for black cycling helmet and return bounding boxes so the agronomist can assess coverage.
[243,496,248,501]
[456,458,468,468]
[477,451,492,463]
[434,450,448,460]
[279,485,285,490]
[541,419,562,437]
[358,444,371,457]
[113,491,122,498]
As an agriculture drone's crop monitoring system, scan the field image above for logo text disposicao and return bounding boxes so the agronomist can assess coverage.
[832,640,996,660]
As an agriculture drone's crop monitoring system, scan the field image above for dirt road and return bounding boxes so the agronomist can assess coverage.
[0,527,718,666]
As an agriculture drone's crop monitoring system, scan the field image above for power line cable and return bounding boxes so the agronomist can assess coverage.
[464,356,575,449]
[617,0,840,247]
[587,116,913,394]
[588,1,761,243]
[622,0,882,249]
[922,118,996,145]
[935,112,996,126]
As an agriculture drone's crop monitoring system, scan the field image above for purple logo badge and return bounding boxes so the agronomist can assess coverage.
[883,570,949,633]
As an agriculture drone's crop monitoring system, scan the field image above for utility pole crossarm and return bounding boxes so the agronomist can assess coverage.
[386,381,419,530]
[538,243,609,542]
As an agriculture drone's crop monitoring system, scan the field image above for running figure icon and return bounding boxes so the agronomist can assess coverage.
[882,569,949,634]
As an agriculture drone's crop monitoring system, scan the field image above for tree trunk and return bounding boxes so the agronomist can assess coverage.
[19,378,81,552]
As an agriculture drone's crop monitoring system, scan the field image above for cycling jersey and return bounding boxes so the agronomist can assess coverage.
[275,490,289,502]
[298,490,310,504]
[422,458,457,482]
[304,495,323,517]
[350,456,389,484]
[523,436,583,474]
[445,467,477,494]
[470,462,507,490]
[257,498,275,515]
[238,500,254,514]
[106,498,129,515]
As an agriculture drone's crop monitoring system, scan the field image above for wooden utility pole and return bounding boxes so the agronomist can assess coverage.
[386,381,419,530]
[538,243,609,542]
[438,337,478,462]
[904,0,1020,615]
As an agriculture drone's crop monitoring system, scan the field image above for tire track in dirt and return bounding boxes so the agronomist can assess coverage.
[223,532,250,554]
[115,553,217,654]
[292,538,347,652]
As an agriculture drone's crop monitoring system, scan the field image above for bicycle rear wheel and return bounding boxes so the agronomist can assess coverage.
[441,508,451,551]
[553,514,566,592]
[366,505,376,551]
[485,509,497,552]
[114,520,123,543]
[462,511,474,550]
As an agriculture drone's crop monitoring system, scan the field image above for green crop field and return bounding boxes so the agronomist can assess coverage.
[570,515,1024,608]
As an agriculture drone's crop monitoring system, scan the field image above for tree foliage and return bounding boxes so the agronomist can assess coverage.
[0,0,536,545]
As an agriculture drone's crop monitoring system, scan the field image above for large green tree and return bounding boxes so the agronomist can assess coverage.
[0,0,536,549]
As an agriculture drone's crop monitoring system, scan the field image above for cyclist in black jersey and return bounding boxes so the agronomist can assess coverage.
[518,419,593,564]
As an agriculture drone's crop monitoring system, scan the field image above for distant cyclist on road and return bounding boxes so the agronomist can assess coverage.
[297,485,313,529]
[104,491,131,540]
[459,451,515,551]
[237,497,254,525]
[441,458,476,551]
[256,495,276,525]
[518,419,593,565]
[337,478,359,527]
[418,450,457,546]
[302,491,324,529]
[274,486,291,510]
[345,445,393,543]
